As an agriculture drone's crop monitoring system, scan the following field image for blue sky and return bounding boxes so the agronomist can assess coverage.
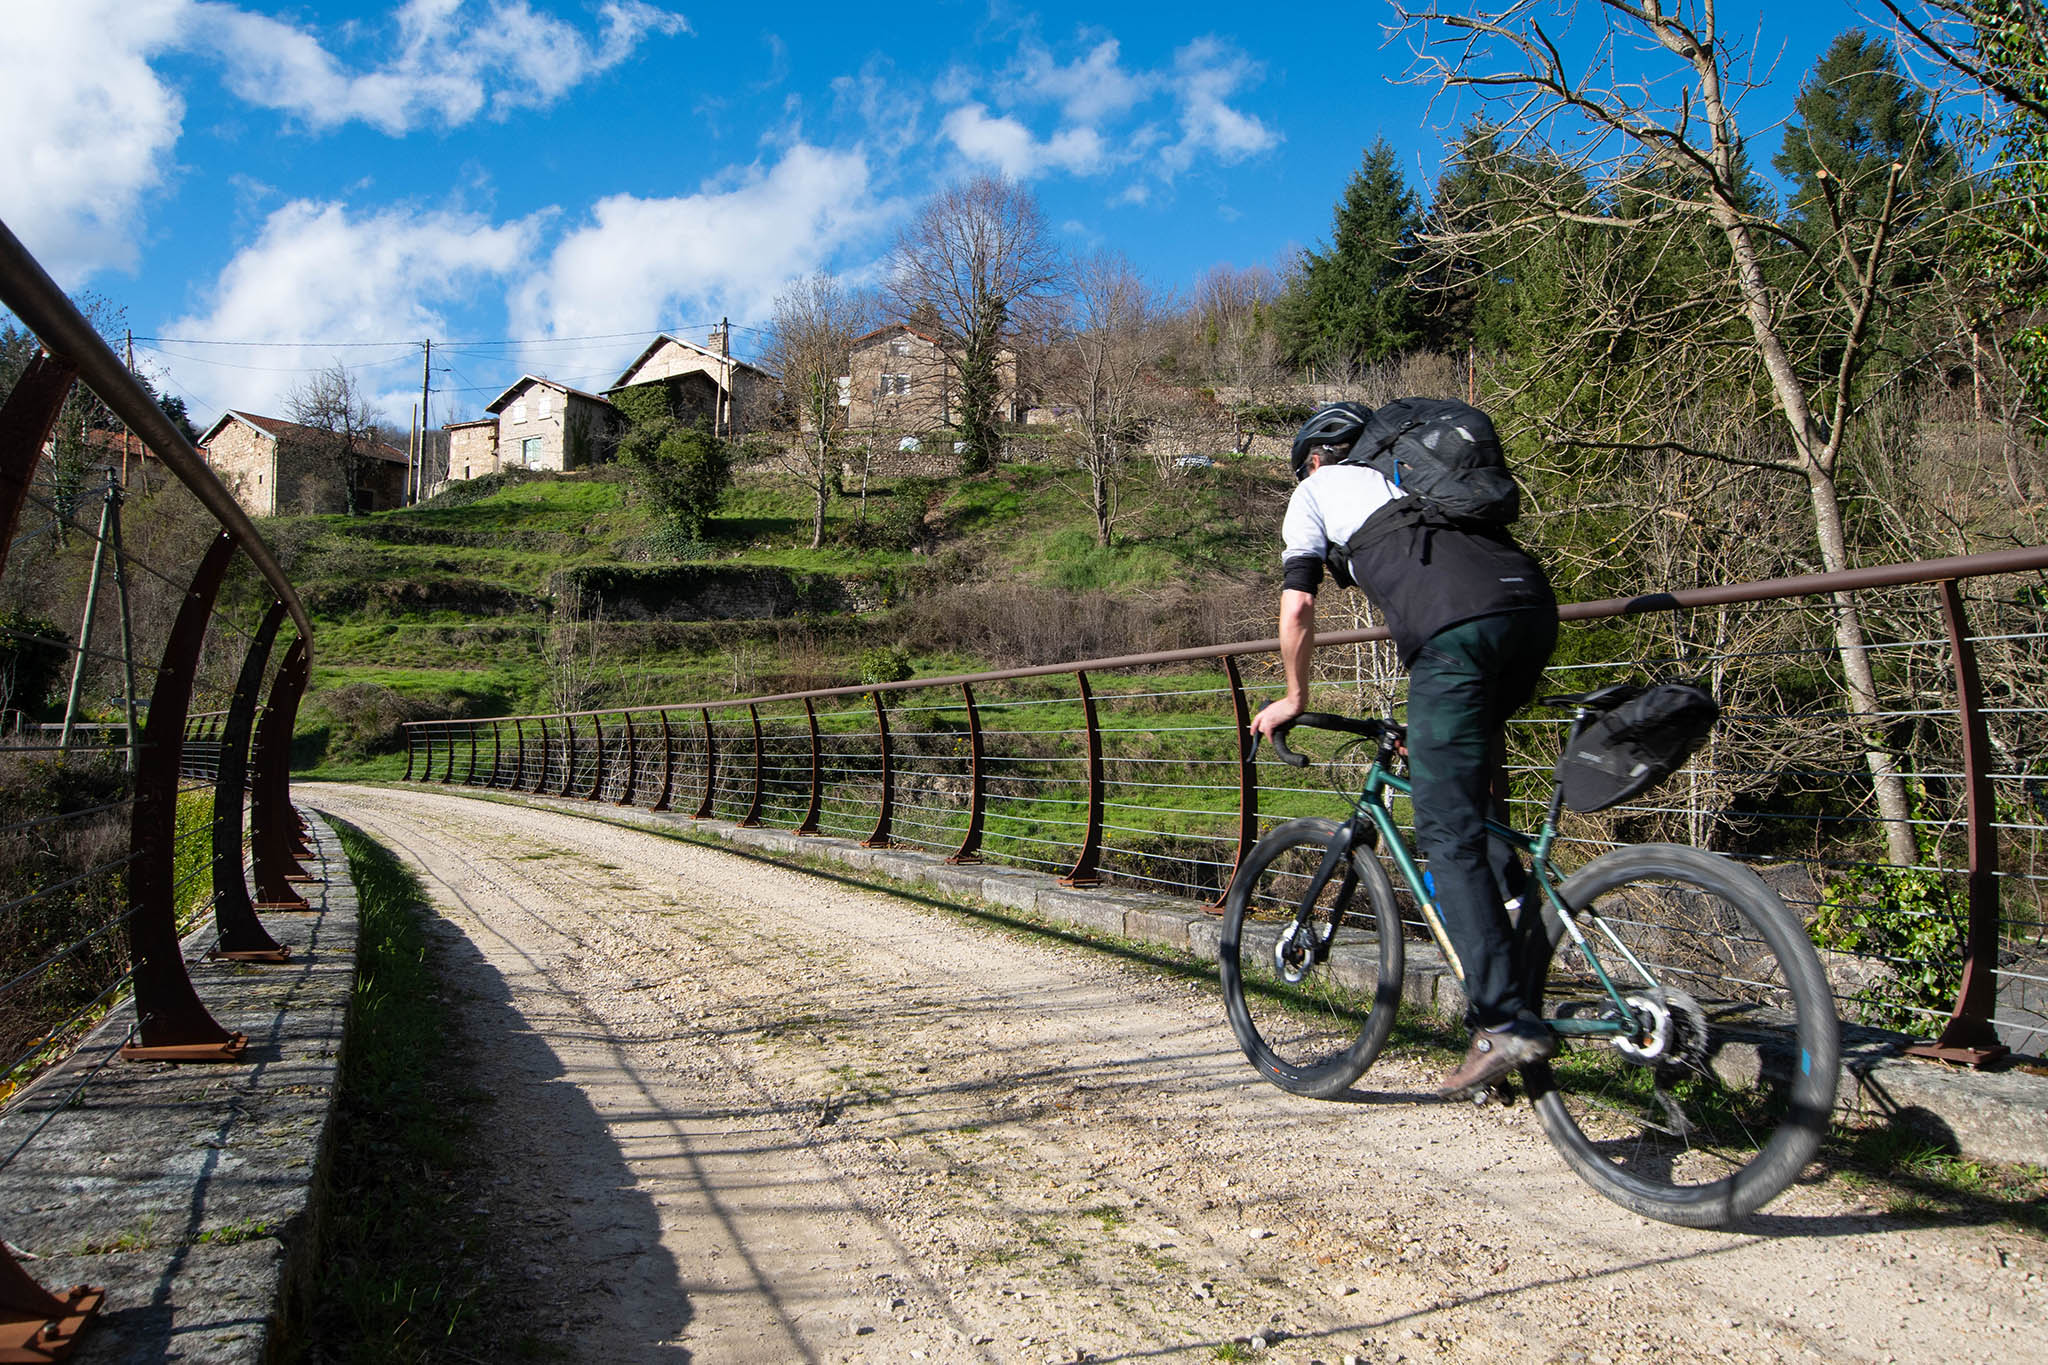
[2,1,1884,430]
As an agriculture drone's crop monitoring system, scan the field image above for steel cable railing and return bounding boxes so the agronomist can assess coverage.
[0,216,317,1348]
[409,546,2048,1063]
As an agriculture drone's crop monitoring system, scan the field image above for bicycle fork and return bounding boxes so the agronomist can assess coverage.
[1276,819,1372,982]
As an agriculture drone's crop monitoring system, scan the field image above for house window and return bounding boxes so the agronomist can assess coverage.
[881,374,909,397]
[836,376,850,407]
[512,399,527,423]
[521,436,543,465]
[538,390,553,420]
[890,338,910,356]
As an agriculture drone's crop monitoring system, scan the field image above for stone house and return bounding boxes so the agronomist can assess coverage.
[608,327,778,437]
[444,417,500,483]
[198,410,408,517]
[839,324,1023,433]
[484,376,621,473]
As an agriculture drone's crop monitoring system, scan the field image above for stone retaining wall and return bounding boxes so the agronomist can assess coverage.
[0,816,355,1364]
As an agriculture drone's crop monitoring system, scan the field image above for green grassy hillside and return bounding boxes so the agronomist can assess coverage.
[284,455,1294,777]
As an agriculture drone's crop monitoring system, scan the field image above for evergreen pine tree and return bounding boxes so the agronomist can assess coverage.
[1774,30,1957,228]
[1275,139,1426,371]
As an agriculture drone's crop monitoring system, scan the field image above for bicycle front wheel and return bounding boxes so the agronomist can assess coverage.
[1526,843,1840,1227]
[1219,817,1405,1098]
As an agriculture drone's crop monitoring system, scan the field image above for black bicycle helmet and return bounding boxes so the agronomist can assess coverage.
[1290,401,1374,481]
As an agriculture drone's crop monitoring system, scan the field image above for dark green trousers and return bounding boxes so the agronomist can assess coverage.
[1406,609,1558,1029]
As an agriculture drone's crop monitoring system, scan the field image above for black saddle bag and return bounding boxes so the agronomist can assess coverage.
[1559,683,1721,814]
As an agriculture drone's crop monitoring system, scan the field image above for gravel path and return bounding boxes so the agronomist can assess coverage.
[307,784,2041,1364]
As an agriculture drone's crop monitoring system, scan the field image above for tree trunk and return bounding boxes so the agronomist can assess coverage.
[1698,83,1921,868]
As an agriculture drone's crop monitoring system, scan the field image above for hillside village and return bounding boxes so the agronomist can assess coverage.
[195,319,1056,519]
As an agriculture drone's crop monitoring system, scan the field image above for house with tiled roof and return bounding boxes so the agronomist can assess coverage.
[198,410,408,517]
[607,326,778,437]
[839,323,1022,432]
[482,375,621,474]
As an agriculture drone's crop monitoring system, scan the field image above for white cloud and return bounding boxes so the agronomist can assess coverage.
[191,0,689,135]
[941,105,1109,180]
[0,0,189,284]
[511,143,893,363]
[163,200,541,420]
[1162,38,1279,173]
[934,31,1275,191]
[1015,39,1149,124]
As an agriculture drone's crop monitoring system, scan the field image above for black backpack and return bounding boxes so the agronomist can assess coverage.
[1340,397,1519,524]
[1559,683,1722,814]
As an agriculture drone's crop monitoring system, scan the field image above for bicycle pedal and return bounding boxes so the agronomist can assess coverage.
[1472,1079,1518,1108]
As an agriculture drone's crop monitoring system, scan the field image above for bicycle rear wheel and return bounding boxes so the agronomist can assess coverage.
[1219,817,1404,1098]
[1526,843,1839,1227]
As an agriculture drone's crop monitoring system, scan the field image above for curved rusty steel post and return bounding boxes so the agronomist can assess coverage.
[0,352,77,558]
[490,720,503,788]
[208,601,290,961]
[652,710,675,812]
[1207,654,1256,909]
[1059,670,1103,888]
[588,713,608,801]
[251,636,311,909]
[694,710,717,819]
[466,719,481,786]
[618,712,638,806]
[559,715,579,796]
[438,720,457,785]
[863,691,893,849]
[512,719,527,790]
[269,639,316,872]
[123,532,248,1061]
[740,705,765,827]
[1907,581,2011,1066]
[795,699,822,836]
[402,725,418,782]
[947,683,985,864]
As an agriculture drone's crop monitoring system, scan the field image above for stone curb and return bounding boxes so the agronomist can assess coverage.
[482,789,2048,1169]
[0,814,356,1364]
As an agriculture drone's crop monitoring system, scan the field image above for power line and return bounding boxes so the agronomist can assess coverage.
[131,320,750,349]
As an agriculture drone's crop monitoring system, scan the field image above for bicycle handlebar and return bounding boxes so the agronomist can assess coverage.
[1260,712,1387,768]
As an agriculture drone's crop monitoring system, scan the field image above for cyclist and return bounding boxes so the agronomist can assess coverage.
[1249,402,1561,1096]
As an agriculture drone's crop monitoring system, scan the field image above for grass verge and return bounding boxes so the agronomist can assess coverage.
[290,820,491,1363]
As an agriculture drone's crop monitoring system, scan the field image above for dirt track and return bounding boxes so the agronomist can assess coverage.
[307,784,2041,1364]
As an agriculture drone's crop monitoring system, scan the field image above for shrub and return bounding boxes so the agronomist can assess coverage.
[1814,862,1964,1037]
[857,645,913,687]
[619,422,732,536]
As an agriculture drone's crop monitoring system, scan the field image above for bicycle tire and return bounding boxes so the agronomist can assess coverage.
[1219,817,1405,1098]
[1524,843,1840,1227]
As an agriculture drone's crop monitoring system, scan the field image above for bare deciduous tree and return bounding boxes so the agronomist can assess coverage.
[1397,1,1972,864]
[284,363,388,517]
[1043,252,1171,547]
[768,272,877,548]
[545,585,604,714]
[888,175,1061,474]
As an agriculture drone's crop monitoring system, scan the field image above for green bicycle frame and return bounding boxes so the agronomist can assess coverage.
[1349,764,1643,1039]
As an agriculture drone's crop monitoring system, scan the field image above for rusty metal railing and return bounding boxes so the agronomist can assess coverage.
[0,216,315,1350]
[407,546,2048,1066]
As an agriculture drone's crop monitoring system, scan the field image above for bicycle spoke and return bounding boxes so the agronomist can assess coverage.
[1532,844,1837,1226]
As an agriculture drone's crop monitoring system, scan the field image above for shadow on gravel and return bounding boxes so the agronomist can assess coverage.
[425,899,697,1361]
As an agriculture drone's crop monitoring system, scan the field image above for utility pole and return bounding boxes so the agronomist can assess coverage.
[419,338,432,504]
[408,401,419,506]
[717,317,731,439]
[59,471,116,756]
